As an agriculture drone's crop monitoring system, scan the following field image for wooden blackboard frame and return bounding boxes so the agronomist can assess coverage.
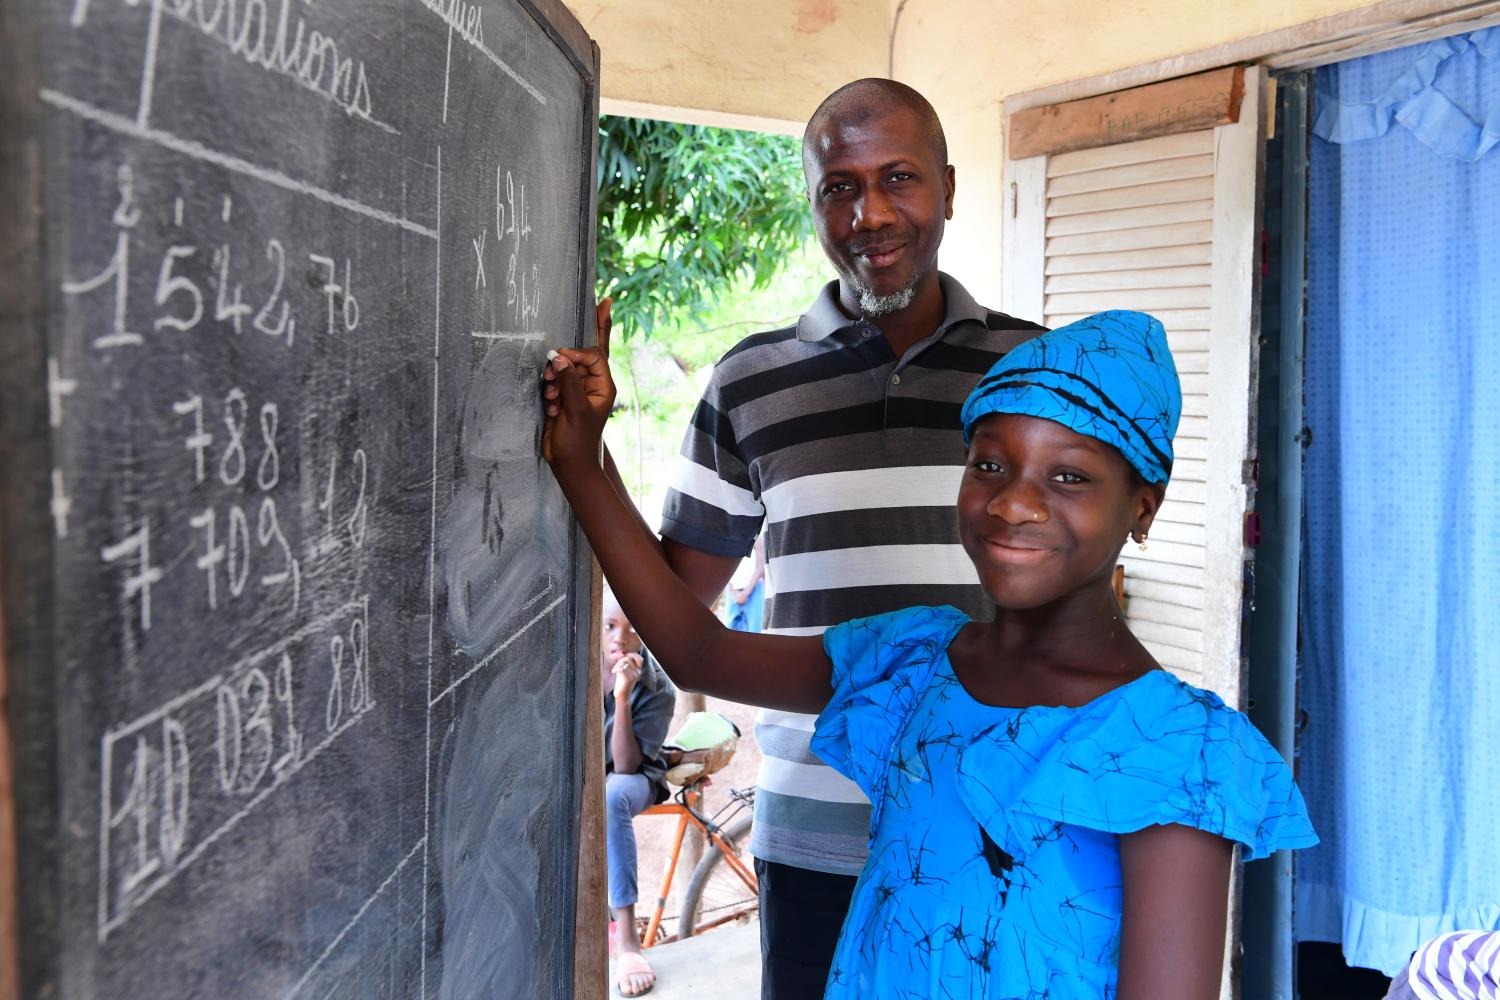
[0,0,603,992]
[517,0,609,993]
[0,0,61,987]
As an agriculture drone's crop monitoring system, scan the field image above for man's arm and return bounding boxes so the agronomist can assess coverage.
[597,446,740,606]
[664,540,740,607]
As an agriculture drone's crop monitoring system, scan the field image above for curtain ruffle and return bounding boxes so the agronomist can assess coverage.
[1313,27,1500,161]
[1297,882,1500,977]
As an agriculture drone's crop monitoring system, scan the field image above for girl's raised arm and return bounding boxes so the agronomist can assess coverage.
[542,345,832,714]
[1116,824,1234,1000]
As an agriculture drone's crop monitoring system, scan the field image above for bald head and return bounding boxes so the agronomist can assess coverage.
[802,78,948,181]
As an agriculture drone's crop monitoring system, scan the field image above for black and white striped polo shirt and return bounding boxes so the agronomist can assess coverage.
[660,273,1044,874]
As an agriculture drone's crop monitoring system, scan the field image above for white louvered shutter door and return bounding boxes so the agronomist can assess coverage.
[1002,68,1264,706]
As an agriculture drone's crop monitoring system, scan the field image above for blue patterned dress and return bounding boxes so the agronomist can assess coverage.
[810,606,1318,999]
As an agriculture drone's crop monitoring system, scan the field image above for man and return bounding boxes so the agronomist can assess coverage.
[577,79,1045,996]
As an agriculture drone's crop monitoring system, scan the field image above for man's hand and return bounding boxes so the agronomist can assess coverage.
[541,298,616,473]
[612,651,644,700]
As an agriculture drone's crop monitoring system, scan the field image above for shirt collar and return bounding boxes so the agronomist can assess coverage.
[794,272,986,343]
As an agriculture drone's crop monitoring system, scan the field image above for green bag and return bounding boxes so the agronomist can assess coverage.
[662,712,740,786]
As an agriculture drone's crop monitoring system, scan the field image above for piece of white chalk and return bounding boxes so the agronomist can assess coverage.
[546,349,560,361]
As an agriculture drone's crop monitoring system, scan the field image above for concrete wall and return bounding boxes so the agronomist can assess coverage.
[565,0,894,132]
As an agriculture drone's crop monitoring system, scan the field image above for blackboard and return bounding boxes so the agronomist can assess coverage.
[0,0,599,995]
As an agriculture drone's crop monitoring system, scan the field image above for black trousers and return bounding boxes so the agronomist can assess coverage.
[756,858,859,1000]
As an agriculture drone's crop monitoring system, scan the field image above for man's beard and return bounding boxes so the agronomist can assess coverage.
[839,264,921,317]
[856,283,917,316]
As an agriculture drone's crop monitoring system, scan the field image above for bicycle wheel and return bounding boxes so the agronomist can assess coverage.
[678,812,756,938]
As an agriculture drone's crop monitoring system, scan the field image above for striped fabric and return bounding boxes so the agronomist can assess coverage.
[660,274,1044,874]
[1387,931,1500,1000]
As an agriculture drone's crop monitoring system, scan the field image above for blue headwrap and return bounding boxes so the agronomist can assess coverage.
[960,310,1181,483]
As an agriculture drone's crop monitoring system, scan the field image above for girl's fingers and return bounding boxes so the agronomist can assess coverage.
[595,298,612,355]
[577,349,610,381]
[539,336,613,432]
[555,362,593,417]
[553,347,598,366]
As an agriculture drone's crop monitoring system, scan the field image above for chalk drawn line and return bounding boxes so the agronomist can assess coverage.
[420,143,442,998]
[417,0,546,106]
[39,89,437,240]
[98,599,372,940]
[283,837,425,999]
[519,578,554,611]
[429,593,565,706]
[470,330,546,342]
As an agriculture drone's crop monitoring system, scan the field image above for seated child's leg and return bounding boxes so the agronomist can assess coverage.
[604,772,655,913]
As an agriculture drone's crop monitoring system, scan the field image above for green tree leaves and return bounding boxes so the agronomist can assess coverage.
[596,115,814,339]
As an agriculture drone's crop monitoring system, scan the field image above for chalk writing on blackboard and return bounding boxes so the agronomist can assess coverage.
[5,0,597,995]
[99,597,372,940]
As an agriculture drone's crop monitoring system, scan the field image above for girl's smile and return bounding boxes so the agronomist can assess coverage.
[977,532,1054,564]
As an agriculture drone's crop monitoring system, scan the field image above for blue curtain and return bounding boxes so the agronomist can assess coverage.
[1298,27,1500,975]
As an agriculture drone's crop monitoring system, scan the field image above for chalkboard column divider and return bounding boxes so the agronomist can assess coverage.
[422,141,444,1000]
[572,34,608,996]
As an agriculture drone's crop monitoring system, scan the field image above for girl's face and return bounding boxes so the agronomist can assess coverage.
[957,413,1162,611]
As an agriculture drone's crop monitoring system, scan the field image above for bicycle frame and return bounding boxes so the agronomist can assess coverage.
[638,785,757,948]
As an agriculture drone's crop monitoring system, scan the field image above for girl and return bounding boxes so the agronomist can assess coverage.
[542,311,1316,999]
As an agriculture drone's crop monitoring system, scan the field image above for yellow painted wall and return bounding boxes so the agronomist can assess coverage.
[893,0,1385,307]
[564,0,893,130]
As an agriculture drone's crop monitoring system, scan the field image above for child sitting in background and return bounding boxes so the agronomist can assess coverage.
[600,591,675,997]
[544,311,1316,999]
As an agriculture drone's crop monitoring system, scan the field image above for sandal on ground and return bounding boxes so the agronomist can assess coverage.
[615,952,656,997]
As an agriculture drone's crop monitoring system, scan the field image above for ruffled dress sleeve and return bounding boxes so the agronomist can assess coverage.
[810,606,969,831]
[955,671,1318,863]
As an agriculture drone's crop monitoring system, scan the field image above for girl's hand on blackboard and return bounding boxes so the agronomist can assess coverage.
[541,350,614,474]
[540,297,610,416]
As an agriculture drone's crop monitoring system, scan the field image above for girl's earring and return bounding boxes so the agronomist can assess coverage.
[1136,533,1148,552]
